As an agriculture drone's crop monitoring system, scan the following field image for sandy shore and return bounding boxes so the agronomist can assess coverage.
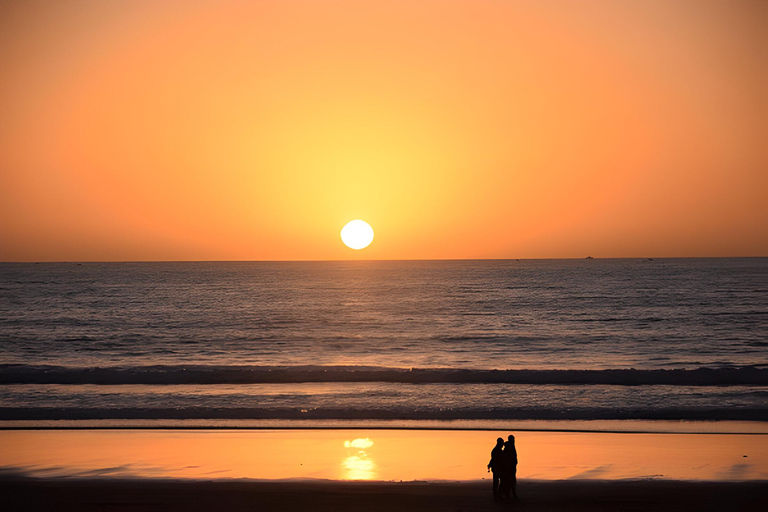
[3,478,767,511]
[2,429,766,481]
[2,428,765,510]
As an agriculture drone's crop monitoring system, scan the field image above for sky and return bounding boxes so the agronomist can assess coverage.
[1,0,766,261]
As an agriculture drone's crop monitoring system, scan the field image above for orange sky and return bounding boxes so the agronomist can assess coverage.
[1,0,766,261]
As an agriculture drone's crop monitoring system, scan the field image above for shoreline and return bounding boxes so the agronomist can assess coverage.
[2,418,767,434]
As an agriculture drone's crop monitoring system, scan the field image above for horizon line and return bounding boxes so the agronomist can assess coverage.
[2,256,766,264]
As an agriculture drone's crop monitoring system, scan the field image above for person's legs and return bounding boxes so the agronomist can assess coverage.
[511,472,517,499]
[500,474,510,499]
[492,472,500,498]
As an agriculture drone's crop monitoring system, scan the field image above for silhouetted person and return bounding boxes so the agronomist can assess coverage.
[500,435,518,500]
[487,437,504,500]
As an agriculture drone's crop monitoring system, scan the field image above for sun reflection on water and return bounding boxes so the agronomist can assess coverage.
[342,438,376,480]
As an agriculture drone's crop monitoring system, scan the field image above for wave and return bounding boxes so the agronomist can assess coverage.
[1,406,766,422]
[1,364,767,386]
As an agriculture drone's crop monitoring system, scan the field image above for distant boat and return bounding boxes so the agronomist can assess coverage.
[585,256,594,260]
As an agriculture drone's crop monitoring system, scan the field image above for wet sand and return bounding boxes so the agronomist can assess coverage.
[1,428,766,510]
[3,478,767,511]
[1,428,766,481]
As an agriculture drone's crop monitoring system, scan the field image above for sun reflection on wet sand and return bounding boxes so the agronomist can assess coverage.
[342,438,376,480]
[0,430,765,481]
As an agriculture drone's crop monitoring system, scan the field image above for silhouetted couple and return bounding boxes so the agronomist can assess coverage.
[487,435,517,501]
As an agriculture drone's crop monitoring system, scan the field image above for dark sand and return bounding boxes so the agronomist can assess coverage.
[2,478,766,512]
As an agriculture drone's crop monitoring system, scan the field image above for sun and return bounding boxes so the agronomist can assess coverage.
[341,220,374,250]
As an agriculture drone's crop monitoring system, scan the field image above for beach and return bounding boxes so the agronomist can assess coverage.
[2,428,766,481]
[1,261,766,509]
[1,428,767,510]
[2,0,767,507]
[4,478,767,511]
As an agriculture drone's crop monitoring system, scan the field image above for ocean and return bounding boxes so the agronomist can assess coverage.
[1,258,766,424]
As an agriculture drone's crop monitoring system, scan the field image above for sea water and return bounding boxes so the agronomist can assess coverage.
[1,259,766,423]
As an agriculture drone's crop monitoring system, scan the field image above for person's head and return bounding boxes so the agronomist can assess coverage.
[508,435,515,444]
[496,437,504,447]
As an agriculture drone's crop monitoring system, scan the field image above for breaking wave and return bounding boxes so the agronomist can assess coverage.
[2,406,766,422]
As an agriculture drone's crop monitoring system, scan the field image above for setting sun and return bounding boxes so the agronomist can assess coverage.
[0,2,766,510]
[340,220,374,250]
